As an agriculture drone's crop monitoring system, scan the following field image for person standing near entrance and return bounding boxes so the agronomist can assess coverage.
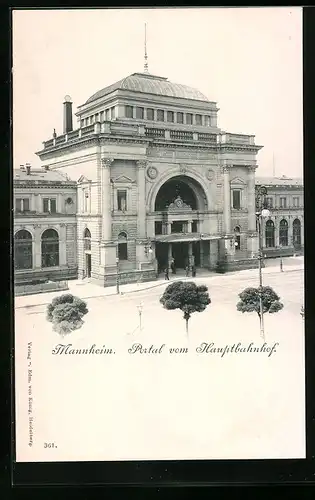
[164,266,169,280]
[185,265,189,277]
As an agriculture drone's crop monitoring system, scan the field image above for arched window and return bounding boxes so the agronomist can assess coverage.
[41,229,59,268]
[265,220,275,248]
[279,219,288,247]
[14,230,33,270]
[234,226,241,251]
[118,232,128,261]
[293,219,301,247]
[84,228,91,251]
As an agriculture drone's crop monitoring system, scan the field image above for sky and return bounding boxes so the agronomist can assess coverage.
[12,7,303,178]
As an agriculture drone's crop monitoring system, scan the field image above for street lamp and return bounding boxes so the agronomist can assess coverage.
[137,302,143,330]
[116,257,120,295]
[255,186,270,339]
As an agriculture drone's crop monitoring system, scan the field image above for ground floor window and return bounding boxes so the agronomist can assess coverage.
[279,219,288,246]
[14,229,33,269]
[234,226,241,250]
[293,218,301,246]
[41,229,59,267]
[118,232,128,260]
[265,220,275,247]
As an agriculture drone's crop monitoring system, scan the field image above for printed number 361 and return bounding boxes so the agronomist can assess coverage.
[44,443,57,448]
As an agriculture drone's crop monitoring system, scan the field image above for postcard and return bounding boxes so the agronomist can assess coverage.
[13,7,305,463]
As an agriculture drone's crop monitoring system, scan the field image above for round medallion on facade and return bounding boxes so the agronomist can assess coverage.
[147,166,158,180]
[206,169,215,181]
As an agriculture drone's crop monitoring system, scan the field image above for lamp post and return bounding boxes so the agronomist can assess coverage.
[116,257,120,295]
[137,302,143,331]
[255,185,270,339]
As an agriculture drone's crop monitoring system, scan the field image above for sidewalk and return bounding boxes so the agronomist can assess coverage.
[14,257,304,310]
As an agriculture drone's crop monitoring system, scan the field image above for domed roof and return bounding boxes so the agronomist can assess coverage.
[85,72,209,104]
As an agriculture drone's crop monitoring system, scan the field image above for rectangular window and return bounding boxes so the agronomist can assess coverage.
[232,190,241,210]
[167,111,174,122]
[196,114,202,125]
[280,197,287,208]
[105,109,110,121]
[15,198,30,212]
[110,107,115,119]
[80,119,84,128]
[100,111,105,122]
[117,190,127,211]
[177,112,184,124]
[266,197,273,208]
[147,108,154,120]
[204,115,211,126]
[157,109,164,121]
[293,197,299,207]
[136,107,144,119]
[186,113,193,125]
[91,115,95,124]
[155,221,162,235]
[125,105,133,118]
[192,220,198,232]
[43,198,57,213]
[95,113,99,122]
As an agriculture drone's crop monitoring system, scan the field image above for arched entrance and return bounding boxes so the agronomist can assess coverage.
[153,175,208,273]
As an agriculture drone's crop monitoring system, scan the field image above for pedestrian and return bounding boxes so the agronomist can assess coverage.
[164,267,169,280]
[170,257,175,274]
[185,265,189,277]
[192,265,196,277]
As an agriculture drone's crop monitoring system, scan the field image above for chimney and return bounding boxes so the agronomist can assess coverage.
[63,95,73,134]
[25,163,31,175]
[53,128,57,139]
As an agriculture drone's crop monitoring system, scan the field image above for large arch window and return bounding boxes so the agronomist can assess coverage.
[293,218,301,247]
[234,226,241,251]
[84,228,91,251]
[279,219,288,247]
[118,232,128,261]
[265,220,275,248]
[41,229,59,268]
[14,230,33,270]
[155,177,199,211]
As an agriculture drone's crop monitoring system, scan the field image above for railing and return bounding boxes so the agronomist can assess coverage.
[198,133,217,143]
[15,280,69,296]
[42,123,256,149]
[170,130,194,141]
[145,128,165,138]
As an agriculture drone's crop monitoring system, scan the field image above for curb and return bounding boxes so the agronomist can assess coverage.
[15,267,303,310]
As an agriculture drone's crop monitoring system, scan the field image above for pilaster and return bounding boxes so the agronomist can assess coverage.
[247,166,256,231]
[59,224,67,266]
[101,157,114,242]
[137,160,147,239]
[223,165,231,234]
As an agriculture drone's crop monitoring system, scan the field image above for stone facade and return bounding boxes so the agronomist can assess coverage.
[13,166,77,284]
[256,176,304,258]
[34,71,264,286]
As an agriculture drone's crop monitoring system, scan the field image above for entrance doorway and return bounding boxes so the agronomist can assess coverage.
[85,253,91,278]
[172,242,189,269]
[155,243,169,272]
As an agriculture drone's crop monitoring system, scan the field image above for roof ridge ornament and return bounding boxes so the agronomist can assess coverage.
[144,23,149,73]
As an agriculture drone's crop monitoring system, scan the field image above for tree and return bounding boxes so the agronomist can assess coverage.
[47,293,89,336]
[236,286,283,325]
[160,281,211,334]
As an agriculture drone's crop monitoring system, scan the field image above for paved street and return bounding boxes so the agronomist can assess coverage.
[14,259,305,462]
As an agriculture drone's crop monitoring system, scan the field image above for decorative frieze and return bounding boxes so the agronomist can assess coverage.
[101,158,114,168]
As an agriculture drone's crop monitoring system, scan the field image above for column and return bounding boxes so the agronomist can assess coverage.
[137,160,147,238]
[101,158,114,241]
[200,241,204,267]
[274,218,279,247]
[288,217,293,247]
[167,222,172,234]
[188,242,193,267]
[33,225,42,268]
[247,166,256,231]
[187,221,192,233]
[223,166,231,234]
[132,107,136,119]
[59,224,67,266]
[168,243,172,266]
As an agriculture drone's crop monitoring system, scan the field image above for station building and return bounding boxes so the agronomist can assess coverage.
[31,69,264,286]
